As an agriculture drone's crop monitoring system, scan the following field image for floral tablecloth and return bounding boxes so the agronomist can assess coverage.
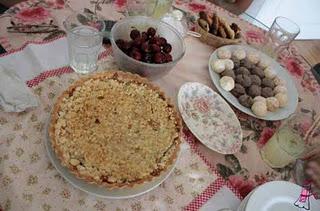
[0,0,320,210]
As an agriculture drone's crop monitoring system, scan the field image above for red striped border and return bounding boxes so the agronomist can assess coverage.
[26,47,112,88]
[183,129,243,200]
[185,177,225,211]
[0,34,66,58]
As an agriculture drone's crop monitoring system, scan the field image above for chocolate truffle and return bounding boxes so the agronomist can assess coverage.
[250,74,261,86]
[238,94,254,108]
[221,69,236,79]
[238,67,250,75]
[248,85,262,97]
[261,87,274,98]
[262,78,275,88]
[251,67,265,79]
[240,59,253,69]
[236,74,252,87]
[231,83,245,97]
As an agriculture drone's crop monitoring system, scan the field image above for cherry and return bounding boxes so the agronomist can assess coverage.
[158,37,167,46]
[164,53,173,62]
[130,29,141,40]
[151,44,161,53]
[147,27,156,37]
[141,42,151,53]
[163,43,172,53]
[129,49,142,61]
[153,52,164,64]
[143,53,153,63]
[141,32,148,41]
[116,39,125,48]
[132,38,142,48]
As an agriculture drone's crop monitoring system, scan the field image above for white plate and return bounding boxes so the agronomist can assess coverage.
[237,189,256,211]
[178,82,242,154]
[208,45,298,121]
[245,181,320,211]
[45,122,179,199]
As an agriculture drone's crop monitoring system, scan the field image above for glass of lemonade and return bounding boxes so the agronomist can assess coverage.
[64,12,105,74]
[260,114,307,168]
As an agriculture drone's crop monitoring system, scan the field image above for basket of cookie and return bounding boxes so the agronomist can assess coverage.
[196,11,241,48]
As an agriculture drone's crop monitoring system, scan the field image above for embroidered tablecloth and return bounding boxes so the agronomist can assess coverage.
[0,0,320,210]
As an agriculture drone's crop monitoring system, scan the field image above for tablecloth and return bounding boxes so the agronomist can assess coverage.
[0,0,320,210]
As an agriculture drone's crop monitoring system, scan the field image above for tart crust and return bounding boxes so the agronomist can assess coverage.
[49,71,181,189]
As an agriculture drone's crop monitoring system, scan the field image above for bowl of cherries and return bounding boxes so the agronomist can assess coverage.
[110,16,185,80]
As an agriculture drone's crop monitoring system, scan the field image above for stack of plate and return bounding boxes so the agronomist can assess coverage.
[237,181,320,211]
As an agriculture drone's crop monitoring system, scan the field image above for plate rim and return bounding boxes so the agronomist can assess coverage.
[177,81,242,154]
[208,44,299,121]
[45,119,179,199]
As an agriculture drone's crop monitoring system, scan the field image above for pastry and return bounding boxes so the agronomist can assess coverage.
[251,101,268,116]
[223,59,234,70]
[211,13,220,35]
[262,78,275,88]
[231,83,245,97]
[247,53,260,64]
[198,19,210,32]
[230,23,241,39]
[273,76,286,86]
[261,87,274,98]
[275,92,288,107]
[221,69,235,79]
[49,71,181,189]
[220,18,235,39]
[218,26,227,38]
[233,49,246,60]
[258,60,269,69]
[248,85,262,98]
[217,49,231,59]
[266,97,280,112]
[264,67,276,79]
[274,85,287,94]
[212,59,225,73]
[250,74,261,86]
[253,96,267,104]
[220,76,235,91]
[238,94,253,108]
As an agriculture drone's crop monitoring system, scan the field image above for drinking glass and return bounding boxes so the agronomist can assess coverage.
[64,12,105,74]
[126,0,157,16]
[260,114,311,168]
[262,16,300,58]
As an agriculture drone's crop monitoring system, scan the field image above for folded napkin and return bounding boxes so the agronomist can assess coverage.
[0,64,38,112]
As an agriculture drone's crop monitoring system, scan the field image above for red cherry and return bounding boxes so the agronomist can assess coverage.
[147,27,156,37]
[164,54,173,62]
[158,37,167,46]
[130,29,140,40]
[153,52,164,64]
[129,50,142,61]
[163,43,172,53]
[141,32,148,41]
[141,42,151,53]
[151,44,161,53]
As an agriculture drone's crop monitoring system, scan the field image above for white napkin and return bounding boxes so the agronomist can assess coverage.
[0,64,38,112]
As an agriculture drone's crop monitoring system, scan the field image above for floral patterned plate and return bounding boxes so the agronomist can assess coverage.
[178,82,242,154]
[208,44,299,121]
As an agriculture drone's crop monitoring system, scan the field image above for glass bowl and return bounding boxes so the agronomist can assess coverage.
[110,16,185,80]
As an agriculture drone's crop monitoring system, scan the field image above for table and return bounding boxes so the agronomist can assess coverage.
[0,0,319,210]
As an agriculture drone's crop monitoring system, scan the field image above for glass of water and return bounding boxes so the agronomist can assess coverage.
[64,12,105,74]
[262,16,300,58]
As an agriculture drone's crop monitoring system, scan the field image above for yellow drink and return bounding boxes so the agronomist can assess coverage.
[260,126,305,168]
[152,0,172,19]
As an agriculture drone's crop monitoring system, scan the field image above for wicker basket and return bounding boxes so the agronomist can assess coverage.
[196,22,241,48]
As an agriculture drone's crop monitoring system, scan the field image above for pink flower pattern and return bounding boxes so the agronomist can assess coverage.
[283,57,305,78]
[229,175,256,198]
[14,7,51,23]
[257,127,275,149]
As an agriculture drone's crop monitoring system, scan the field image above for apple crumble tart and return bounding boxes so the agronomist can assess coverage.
[49,71,181,188]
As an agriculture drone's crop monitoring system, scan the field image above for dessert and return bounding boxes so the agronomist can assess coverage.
[220,76,235,91]
[116,27,173,64]
[217,48,231,59]
[49,71,181,188]
[212,59,226,73]
[197,11,241,40]
[266,97,280,112]
[251,101,268,116]
[275,92,288,107]
[212,47,290,116]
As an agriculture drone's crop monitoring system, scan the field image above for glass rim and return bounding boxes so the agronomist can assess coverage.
[274,16,300,35]
[63,12,106,37]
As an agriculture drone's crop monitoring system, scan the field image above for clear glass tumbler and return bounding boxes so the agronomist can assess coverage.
[126,0,157,16]
[262,16,300,58]
[64,12,105,74]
